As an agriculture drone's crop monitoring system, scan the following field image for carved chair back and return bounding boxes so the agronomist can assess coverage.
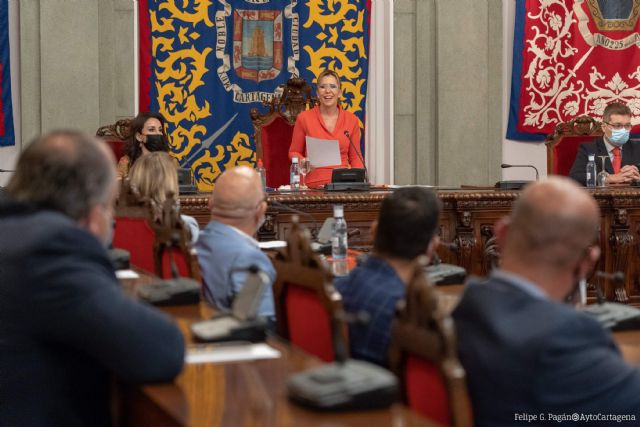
[96,118,133,162]
[272,218,347,362]
[250,77,317,188]
[389,257,472,427]
[545,115,603,176]
[113,181,200,280]
[150,196,201,281]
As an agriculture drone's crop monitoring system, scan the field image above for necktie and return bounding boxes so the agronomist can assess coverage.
[612,147,622,174]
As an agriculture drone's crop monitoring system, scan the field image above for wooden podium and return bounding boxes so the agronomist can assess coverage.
[181,187,640,307]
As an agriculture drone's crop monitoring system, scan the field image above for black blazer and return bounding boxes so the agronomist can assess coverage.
[0,201,185,427]
[569,138,640,185]
[453,275,640,426]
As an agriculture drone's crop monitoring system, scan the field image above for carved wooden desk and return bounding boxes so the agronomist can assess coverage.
[181,187,640,306]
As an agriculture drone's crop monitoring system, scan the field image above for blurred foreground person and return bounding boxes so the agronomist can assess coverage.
[454,177,640,426]
[0,131,184,427]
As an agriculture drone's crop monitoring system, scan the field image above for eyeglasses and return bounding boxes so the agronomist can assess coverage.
[318,84,339,91]
[605,122,633,130]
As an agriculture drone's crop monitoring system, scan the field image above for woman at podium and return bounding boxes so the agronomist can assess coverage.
[289,69,364,188]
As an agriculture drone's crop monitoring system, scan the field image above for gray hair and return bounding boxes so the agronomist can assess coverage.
[7,130,116,221]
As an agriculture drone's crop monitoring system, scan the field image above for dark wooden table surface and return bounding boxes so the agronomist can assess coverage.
[118,272,437,427]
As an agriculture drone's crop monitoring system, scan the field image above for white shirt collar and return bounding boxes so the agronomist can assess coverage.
[603,137,620,154]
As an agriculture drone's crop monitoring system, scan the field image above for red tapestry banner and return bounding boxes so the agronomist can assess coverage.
[512,0,640,138]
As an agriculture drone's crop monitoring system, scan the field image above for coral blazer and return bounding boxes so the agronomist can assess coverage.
[289,106,364,188]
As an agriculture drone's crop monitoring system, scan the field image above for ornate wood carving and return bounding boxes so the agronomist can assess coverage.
[389,257,473,427]
[609,208,632,303]
[258,213,277,241]
[480,225,500,276]
[452,210,476,273]
[96,118,133,140]
[250,76,318,126]
[179,188,640,306]
[545,115,602,144]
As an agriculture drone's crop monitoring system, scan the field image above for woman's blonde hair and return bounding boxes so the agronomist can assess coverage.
[128,151,179,220]
[316,69,342,89]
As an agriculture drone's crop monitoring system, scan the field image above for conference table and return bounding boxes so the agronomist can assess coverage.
[182,186,640,307]
[117,273,436,427]
[117,270,640,427]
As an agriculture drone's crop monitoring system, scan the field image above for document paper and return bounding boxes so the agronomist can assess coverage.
[305,136,341,167]
[185,343,282,364]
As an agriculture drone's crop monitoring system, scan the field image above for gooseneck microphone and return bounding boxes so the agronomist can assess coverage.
[344,130,369,184]
[501,163,539,181]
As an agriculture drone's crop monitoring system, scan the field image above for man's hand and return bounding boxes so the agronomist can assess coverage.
[606,165,640,184]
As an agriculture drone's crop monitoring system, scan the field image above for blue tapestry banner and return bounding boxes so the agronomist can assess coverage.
[0,0,15,147]
[139,0,370,190]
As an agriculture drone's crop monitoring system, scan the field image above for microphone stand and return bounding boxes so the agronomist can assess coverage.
[343,130,369,184]
[495,163,540,190]
[501,163,539,181]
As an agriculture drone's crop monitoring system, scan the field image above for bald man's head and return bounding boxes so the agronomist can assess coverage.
[503,177,600,270]
[209,166,266,232]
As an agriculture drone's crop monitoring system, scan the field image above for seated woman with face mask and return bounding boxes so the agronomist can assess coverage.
[117,112,177,180]
[127,151,200,244]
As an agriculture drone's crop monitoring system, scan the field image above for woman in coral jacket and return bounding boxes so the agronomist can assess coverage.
[288,69,364,188]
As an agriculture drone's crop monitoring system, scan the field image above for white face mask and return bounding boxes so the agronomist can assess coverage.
[609,128,630,147]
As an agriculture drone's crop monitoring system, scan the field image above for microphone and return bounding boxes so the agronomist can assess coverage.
[344,130,369,184]
[495,163,539,190]
[0,168,15,173]
[501,163,539,181]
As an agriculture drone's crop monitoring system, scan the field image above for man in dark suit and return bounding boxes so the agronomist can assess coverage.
[453,177,640,426]
[569,102,640,185]
[0,131,185,426]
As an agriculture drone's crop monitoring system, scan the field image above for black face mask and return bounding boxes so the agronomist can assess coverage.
[143,134,169,152]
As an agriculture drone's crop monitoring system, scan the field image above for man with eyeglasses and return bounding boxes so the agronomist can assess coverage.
[569,102,640,185]
[196,166,275,318]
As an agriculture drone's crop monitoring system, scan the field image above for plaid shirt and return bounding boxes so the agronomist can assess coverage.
[334,256,405,367]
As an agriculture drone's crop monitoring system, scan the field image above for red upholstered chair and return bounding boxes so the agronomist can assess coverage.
[96,118,132,162]
[545,115,602,176]
[151,197,201,281]
[250,77,317,188]
[113,182,200,280]
[112,215,156,274]
[272,218,347,362]
[389,257,472,427]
